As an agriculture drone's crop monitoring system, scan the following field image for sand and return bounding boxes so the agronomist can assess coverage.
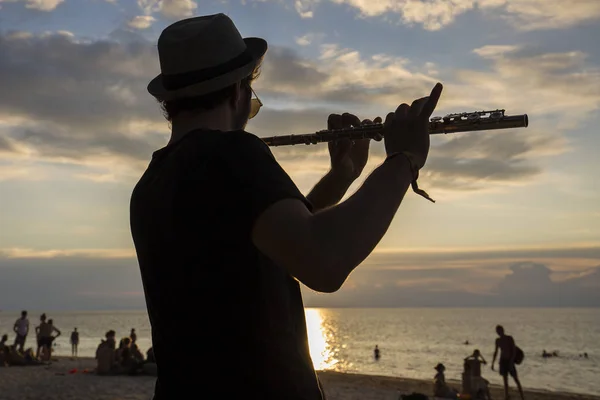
[0,357,598,400]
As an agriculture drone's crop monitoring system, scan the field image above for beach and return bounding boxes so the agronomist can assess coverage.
[1,357,598,400]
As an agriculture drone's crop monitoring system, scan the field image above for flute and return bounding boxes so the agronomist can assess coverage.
[261,109,528,147]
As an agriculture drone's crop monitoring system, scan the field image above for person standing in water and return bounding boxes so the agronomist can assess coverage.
[491,325,525,400]
[374,345,381,360]
[70,328,79,357]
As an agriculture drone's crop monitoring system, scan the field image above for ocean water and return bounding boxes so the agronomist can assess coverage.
[1,308,598,396]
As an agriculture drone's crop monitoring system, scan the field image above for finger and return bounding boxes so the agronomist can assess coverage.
[384,112,395,128]
[342,113,361,128]
[408,96,429,118]
[421,82,443,118]
[328,114,342,130]
[395,103,410,119]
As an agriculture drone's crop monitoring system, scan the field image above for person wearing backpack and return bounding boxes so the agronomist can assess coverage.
[491,325,525,400]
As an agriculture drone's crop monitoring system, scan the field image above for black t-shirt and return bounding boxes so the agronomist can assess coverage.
[130,130,324,400]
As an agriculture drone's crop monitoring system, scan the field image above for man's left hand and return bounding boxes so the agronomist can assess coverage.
[327,113,381,182]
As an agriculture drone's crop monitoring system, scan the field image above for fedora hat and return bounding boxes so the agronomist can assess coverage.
[147,13,267,101]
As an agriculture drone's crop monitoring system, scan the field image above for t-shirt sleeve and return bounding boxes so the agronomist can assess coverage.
[222,131,313,227]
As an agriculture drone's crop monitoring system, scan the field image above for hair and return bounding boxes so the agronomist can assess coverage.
[48,319,53,324]
[1,334,7,341]
[496,325,504,333]
[21,310,27,316]
[40,313,47,321]
[159,67,261,123]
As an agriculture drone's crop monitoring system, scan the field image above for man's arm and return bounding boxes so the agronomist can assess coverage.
[253,154,413,292]
[53,327,62,338]
[491,340,499,369]
[13,321,18,333]
[480,354,487,364]
[306,170,355,212]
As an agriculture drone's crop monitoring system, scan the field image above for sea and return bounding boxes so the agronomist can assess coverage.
[1,308,599,396]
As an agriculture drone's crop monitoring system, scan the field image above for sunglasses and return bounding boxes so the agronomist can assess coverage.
[249,86,262,120]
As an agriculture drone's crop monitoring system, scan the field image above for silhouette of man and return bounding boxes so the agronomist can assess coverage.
[491,325,525,400]
[130,13,443,400]
[374,345,380,360]
[13,310,29,352]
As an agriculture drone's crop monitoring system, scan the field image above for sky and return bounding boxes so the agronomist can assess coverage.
[0,0,599,310]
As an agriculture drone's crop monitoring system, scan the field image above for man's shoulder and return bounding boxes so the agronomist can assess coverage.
[158,130,268,167]
[223,130,271,152]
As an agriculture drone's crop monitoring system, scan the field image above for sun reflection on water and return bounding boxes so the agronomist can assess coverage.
[305,308,338,371]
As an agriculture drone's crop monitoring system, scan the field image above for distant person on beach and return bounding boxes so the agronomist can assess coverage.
[70,328,79,357]
[0,334,9,366]
[44,319,61,360]
[117,337,144,375]
[433,363,459,399]
[130,13,443,399]
[35,313,48,359]
[491,325,525,400]
[465,349,487,375]
[464,349,491,400]
[96,330,117,375]
[130,328,137,344]
[13,310,29,352]
[374,345,381,360]
[0,334,8,350]
[146,347,155,363]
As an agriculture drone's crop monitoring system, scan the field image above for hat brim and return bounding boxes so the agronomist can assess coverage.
[147,37,267,101]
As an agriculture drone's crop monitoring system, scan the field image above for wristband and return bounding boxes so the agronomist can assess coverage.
[385,151,435,203]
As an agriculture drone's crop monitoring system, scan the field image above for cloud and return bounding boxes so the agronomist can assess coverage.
[127,15,156,30]
[0,0,64,11]
[303,255,600,308]
[0,252,145,311]
[295,32,325,46]
[137,0,197,20]
[294,0,319,18]
[277,0,600,31]
[1,245,598,309]
[0,30,595,192]
[0,31,166,177]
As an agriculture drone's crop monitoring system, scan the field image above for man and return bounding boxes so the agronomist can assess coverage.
[70,327,79,357]
[464,349,487,377]
[492,325,525,400]
[130,13,443,399]
[463,349,491,400]
[13,310,29,352]
[34,313,48,359]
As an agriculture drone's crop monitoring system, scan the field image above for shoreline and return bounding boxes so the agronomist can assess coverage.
[0,357,598,400]
[317,370,600,400]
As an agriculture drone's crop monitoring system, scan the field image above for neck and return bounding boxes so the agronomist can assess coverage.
[169,107,233,145]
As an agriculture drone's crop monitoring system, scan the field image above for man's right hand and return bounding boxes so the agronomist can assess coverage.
[383,83,443,169]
